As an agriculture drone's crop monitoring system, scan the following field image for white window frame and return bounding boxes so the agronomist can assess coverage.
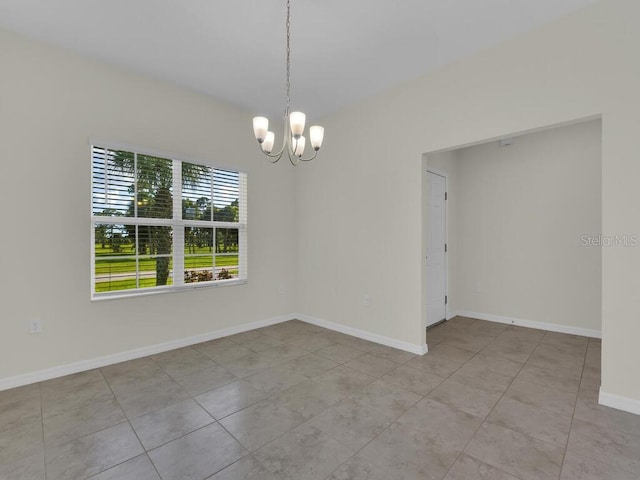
[90,140,247,300]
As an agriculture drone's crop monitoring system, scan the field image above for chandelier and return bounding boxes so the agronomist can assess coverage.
[252,0,324,165]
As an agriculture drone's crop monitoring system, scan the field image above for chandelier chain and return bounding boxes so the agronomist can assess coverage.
[285,0,291,115]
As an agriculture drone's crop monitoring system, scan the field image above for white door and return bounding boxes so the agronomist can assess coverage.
[426,171,447,327]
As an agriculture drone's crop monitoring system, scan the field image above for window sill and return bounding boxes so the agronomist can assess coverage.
[91,278,248,301]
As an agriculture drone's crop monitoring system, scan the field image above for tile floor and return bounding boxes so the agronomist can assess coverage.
[1,317,640,479]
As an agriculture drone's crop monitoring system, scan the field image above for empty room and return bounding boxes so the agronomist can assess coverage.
[1,1,640,479]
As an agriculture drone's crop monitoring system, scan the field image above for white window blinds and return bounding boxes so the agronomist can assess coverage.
[91,145,247,298]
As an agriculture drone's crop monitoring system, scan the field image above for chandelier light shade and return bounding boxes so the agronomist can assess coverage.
[252,0,324,165]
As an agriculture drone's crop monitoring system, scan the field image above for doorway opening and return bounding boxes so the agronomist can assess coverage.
[422,117,602,347]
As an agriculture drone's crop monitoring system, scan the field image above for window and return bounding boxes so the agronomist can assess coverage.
[91,144,247,298]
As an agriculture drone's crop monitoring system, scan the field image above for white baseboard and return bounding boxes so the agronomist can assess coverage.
[446,310,458,321]
[0,313,296,392]
[0,312,429,392]
[295,313,428,355]
[455,310,601,339]
[599,387,640,416]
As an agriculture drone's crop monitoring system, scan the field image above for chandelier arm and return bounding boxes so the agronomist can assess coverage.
[259,140,288,159]
[296,150,319,162]
[265,151,282,163]
[288,153,300,166]
[261,116,288,160]
[288,136,317,162]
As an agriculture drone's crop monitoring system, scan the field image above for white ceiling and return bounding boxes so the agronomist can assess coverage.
[0,0,595,119]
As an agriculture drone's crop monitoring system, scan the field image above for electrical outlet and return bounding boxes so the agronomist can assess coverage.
[278,285,286,295]
[29,320,42,334]
[363,294,371,307]
[474,282,481,294]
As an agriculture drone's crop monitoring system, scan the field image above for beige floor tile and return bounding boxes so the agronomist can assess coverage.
[236,334,286,352]
[541,331,589,349]
[315,365,376,397]
[405,344,475,377]
[304,397,395,450]
[5,319,639,480]
[466,422,565,480]
[243,363,308,395]
[343,353,399,378]
[425,329,449,346]
[0,419,43,466]
[581,362,600,383]
[315,343,364,364]
[278,353,339,378]
[43,396,126,447]
[440,331,497,352]
[255,322,302,339]
[257,344,307,362]
[226,329,265,344]
[217,352,281,378]
[0,390,42,433]
[101,359,166,391]
[359,422,461,480]
[42,377,115,418]
[90,454,160,480]
[584,342,601,368]
[327,454,408,480]
[464,352,524,378]
[381,364,445,396]
[271,379,345,420]
[40,370,104,392]
[113,376,190,419]
[428,379,501,418]
[503,376,577,417]
[171,364,237,395]
[498,326,546,343]
[448,316,478,328]
[481,337,538,363]
[466,320,510,336]
[516,363,581,394]
[0,450,45,480]
[152,347,214,378]
[396,398,484,449]
[449,362,513,395]
[0,383,40,409]
[560,450,639,480]
[46,422,143,480]
[253,423,355,480]
[366,344,417,364]
[488,397,572,447]
[219,397,306,451]
[148,423,246,480]
[349,379,421,418]
[194,339,253,363]
[130,398,214,450]
[568,418,640,474]
[284,333,335,351]
[331,335,378,352]
[573,388,640,439]
[209,455,279,480]
[194,379,267,420]
[444,453,519,480]
[527,342,585,374]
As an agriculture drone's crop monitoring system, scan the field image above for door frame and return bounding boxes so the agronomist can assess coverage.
[425,168,449,328]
